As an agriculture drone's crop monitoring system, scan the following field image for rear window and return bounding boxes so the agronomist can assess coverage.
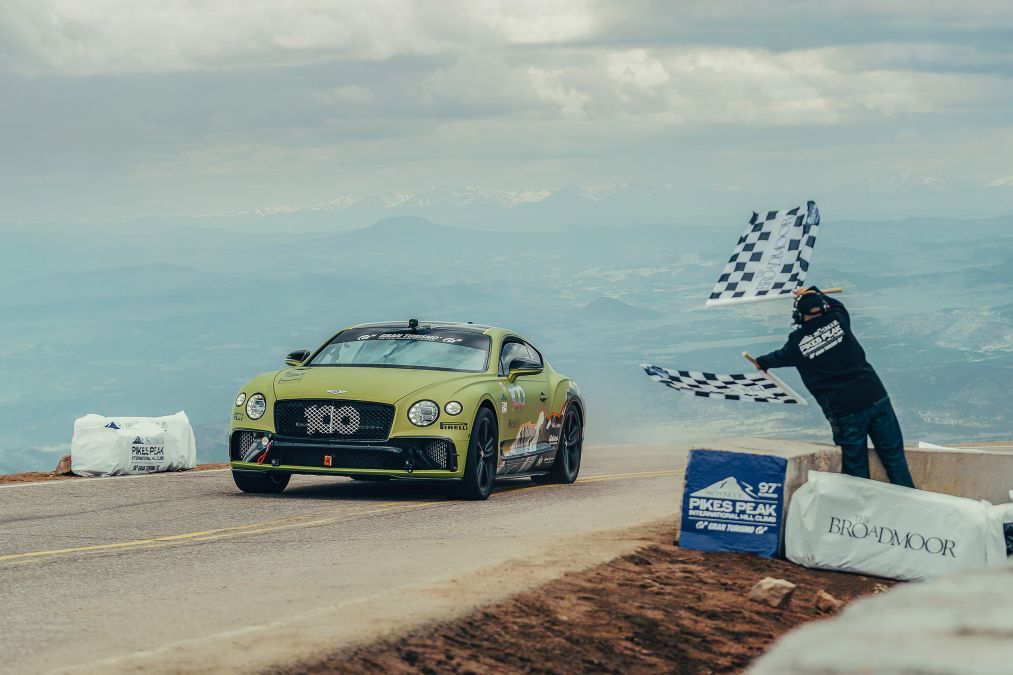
[309,328,491,372]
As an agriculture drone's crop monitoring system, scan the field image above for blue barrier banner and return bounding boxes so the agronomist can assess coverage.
[679,449,788,557]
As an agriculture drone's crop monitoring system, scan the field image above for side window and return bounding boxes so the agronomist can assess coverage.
[523,342,543,367]
[499,340,528,377]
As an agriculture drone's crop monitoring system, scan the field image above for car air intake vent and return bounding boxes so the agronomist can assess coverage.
[230,430,263,461]
[419,439,454,470]
[274,400,395,441]
[270,445,406,470]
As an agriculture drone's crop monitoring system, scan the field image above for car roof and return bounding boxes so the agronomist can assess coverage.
[348,320,499,334]
[337,322,538,352]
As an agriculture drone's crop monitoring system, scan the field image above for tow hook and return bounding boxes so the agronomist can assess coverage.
[247,436,272,464]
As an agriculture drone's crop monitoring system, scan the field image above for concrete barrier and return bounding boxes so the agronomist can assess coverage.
[870,443,1013,505]
[710,437,1013,505]
[707,437,840,508]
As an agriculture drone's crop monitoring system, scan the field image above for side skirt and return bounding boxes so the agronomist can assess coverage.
[496,448,557,476]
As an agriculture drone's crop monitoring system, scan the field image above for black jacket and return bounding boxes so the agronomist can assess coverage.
[756,292,887,418]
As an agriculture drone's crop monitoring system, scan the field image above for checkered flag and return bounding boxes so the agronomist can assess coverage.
[706,201,821,307]
[642,364,808,405]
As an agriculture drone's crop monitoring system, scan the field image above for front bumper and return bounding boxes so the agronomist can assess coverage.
[229,429,463,477]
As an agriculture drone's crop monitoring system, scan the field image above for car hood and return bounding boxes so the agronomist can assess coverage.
[272,366,479,404]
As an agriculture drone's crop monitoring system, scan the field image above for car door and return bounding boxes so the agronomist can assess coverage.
[518,341,559,458]
[498,337,548,460]
[520,341,560,455]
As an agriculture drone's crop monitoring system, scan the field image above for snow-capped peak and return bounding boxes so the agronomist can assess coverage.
[689,476,756,501]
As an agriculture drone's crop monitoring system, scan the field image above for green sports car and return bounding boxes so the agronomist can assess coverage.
[229,320,584,499]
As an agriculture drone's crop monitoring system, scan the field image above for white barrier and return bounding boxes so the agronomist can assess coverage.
[71,412,197,477]
[786,471,1009,581]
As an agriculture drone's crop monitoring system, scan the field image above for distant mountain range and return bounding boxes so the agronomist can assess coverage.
[183,174,1013,233]
[1,208,1011,473]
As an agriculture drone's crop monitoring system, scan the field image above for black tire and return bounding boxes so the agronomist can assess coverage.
[232,469,290,494]
[538,407,582,484]
[452,407,498,500]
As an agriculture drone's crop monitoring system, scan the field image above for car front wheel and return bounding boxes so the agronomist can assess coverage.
[232,469,290,494]
[452,408,498,500]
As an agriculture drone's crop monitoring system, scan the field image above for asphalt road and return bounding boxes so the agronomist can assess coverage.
[0,444,687,674]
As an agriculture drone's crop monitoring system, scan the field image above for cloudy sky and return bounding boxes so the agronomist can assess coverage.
[2,0,1012,223]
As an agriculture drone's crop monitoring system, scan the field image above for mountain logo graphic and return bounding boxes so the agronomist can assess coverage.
[132,436,147,445]
[689,477,756,501]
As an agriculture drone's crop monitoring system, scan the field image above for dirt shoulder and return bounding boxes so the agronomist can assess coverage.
[276,528,892,675]
[0,463,228,485]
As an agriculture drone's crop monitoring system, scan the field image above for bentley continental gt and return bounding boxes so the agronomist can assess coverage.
[229,320,584,499]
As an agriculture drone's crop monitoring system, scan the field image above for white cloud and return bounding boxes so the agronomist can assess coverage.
[0,0,599,76]
[0,2,1003,129]
[527,67,590,117]
[2,0,1012,220]
[513,46,995,127]
[469,0,595,44]
[415,53,534,111]
[0,0,448,76]
[606,49,670,89]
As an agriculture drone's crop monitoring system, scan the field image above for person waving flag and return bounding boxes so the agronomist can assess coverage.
[754,287,915,487]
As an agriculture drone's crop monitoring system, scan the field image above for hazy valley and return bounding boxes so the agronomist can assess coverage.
[2,205,1011,472]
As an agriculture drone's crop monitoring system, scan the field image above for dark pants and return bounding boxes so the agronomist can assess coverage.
[827,396,915,488]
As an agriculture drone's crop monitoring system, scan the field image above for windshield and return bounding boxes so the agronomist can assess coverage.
[309,328,491,372]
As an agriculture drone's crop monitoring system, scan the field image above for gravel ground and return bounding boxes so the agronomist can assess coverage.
[274,528,893,675]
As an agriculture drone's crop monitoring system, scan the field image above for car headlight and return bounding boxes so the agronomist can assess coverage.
[408,400,439,427]
[444,401,463,416]
[246,393,267,420]
[235,392,247,407]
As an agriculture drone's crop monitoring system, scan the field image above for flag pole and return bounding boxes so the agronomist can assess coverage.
[742,352,809,405]
[705,287,844,309]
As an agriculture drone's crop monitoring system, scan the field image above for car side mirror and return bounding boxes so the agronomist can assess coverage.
[507,357,543,382]
[285,349,311,367]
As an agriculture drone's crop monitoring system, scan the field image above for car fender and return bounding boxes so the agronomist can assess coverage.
[550,379,584,425]
[231,371,281,432]
[447,381,506,455]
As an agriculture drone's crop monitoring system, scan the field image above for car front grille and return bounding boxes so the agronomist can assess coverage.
[274,399,395,442]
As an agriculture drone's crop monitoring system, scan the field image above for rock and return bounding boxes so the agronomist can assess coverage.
[53,455,72,475]
[814,589,844,613]
[748,577,797,609]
